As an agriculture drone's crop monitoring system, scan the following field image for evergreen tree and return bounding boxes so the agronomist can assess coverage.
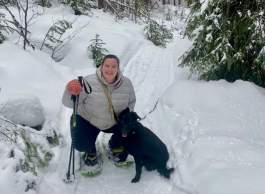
[63,0,95,15]
[35,0,52,7]
[131,0,151,22]
[180,0,265,87]
[0,12,10,44]
[0,31,5,44]
[88,34,108,67]
[144,20,173,47]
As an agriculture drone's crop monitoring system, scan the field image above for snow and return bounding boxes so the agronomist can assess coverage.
[1,4,265,194]
[0,42,68,116]
[0,94,45,128]
[200,0,209,13]
[151,80,265,193]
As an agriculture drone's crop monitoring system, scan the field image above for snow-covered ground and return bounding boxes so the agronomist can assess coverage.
[1,5,265,194]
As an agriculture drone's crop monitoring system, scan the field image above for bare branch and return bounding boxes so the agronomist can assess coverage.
[1,0,36,49]
[0,130,17,144]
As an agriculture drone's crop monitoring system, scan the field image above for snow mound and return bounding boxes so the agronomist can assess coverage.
[0,94,45,129]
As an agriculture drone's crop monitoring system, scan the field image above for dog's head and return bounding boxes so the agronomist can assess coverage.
[118,107,141,137]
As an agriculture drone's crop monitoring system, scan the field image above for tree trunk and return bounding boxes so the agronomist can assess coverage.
[98,0,104,9]
[23,0,29,50]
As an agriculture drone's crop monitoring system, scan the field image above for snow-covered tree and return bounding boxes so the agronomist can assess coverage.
[0,12,7,43]
[0,116,58,191]
[88,34,108,67]
[144,20,173,47]
[62,0,95,15]
[0,95,61,191]
[0,31,5,43]
[35,0,52,7]
[180,0,265,87]
[100,0,152,22]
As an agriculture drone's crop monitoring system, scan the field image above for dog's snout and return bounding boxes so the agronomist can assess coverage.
[122,133,127,137]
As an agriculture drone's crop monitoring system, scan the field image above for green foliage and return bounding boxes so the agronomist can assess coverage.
[88,34,108,67]
[180,0,265,87]
[0,13,6,43]
[62,0,95,15]
[165,8,173,21]
[174,8,186,21]
[35,0,52,7]
[144,20,173,47]
[19,130,53,175]
[0,117,56,177]
[99,0,151,22]
[0,31,5,44]
[0,12,11,44]
[46,130,60,146]
[132,0,151,19]
[0,0,16,6]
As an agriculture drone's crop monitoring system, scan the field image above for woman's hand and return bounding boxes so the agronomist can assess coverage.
[67,79,82,95]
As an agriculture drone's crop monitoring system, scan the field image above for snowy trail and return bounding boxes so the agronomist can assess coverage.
[36,11,194,194]
[25,10,265,194]
[39,45,190,194]
[3,6,265,194]
[123,38,190,116]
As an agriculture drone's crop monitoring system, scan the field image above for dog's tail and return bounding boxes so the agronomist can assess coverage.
[158,167,175,179]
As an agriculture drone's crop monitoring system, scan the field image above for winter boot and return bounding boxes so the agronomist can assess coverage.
[108,146,133,167]
[80,152,102,177]
[83,153,98,166]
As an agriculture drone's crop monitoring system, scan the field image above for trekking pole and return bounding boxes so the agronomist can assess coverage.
[64,76,91,183]
[65,144,74,182]
[64,94,79,183]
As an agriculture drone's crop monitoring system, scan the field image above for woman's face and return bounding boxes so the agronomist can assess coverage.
[101,58,119,84]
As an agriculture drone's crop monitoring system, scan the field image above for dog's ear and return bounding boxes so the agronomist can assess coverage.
[125,107,130,114]
[119,107,130,119]
[131,112,141,121]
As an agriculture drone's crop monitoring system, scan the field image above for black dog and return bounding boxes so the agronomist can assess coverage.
[118,108,174,183]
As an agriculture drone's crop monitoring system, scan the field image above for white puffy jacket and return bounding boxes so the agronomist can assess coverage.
[62,68,136,130]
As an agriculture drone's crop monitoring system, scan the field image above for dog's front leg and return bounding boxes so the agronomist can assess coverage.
[131,157,143,183]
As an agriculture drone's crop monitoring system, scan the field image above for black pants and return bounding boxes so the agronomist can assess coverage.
[70,114,124,156]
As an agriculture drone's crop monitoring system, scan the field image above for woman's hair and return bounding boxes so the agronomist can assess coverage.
[101,54,120,66]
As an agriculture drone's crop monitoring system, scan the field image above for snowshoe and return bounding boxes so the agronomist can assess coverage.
[106,146,134,168]
[113,159,134,168]
[80,153,103,177]
[97,133,134,168]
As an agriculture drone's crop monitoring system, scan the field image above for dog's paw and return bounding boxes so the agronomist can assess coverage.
[131,177,140,183]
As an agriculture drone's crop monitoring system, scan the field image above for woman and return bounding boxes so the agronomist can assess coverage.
[62,54,136,170]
